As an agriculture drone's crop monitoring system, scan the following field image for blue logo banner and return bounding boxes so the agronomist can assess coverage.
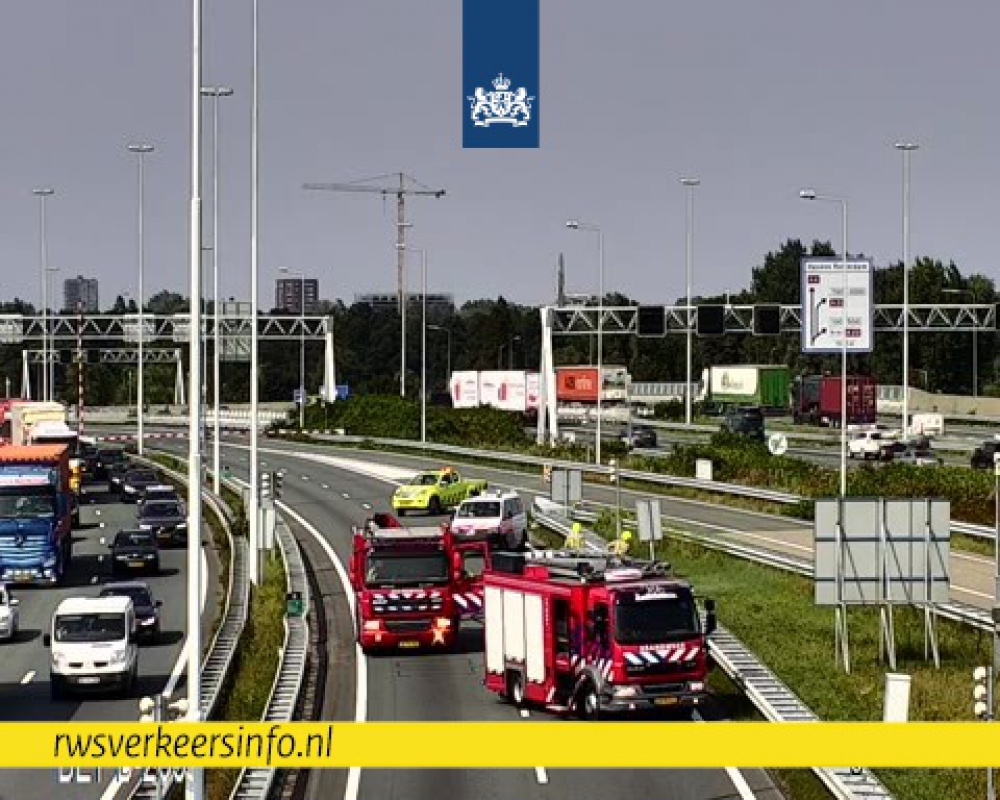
[463,0,539,149]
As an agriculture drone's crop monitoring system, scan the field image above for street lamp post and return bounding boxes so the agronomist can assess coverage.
[44,266,60,399]
[567,220,604,465]
[428,325,451,381]
[248,0,262,592]
[800,189,849,497]
[201,87,233,493]
[681,178,700,426]
[33,188,55,402]
[398,245,428,444]
[279,268,307,429]
[943,287,978,397]
[895,142,918,434]
[127,144,154,454]
[186,0,205,797]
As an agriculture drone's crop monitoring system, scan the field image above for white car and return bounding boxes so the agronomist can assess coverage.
[44,595,139,700]
[848,431,893,460]
[0,584,19,641]
[450,490,528,550]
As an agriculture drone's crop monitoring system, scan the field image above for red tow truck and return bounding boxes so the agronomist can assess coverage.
[483,551,716,718]
[349,513,465,653]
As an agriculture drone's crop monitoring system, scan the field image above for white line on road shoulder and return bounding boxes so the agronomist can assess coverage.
[277,500,366,800]
[20,671,34,684]
[692,710,757,799]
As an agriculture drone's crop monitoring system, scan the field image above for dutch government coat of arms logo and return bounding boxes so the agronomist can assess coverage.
[468,73,534,127]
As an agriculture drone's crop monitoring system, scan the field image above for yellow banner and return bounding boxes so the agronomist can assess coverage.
[4,721,997,768]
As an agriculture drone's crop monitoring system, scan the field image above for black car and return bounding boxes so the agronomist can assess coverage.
[139,484,182,509]
[721,406,766,442]
[137,499,188,546]
[106,459,133,494]
[95,447,129,480]
[80,442,100,479]
[105,530,160,576]
[623,424,658,449]
[971,439,1000,470]
[120,468,161,502]
[100,581,162,642]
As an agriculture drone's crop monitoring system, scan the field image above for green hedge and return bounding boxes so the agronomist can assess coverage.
[631,432,993,526]
[302,395,532,449]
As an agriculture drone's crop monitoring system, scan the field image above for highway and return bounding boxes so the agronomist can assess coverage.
[0,468,219,800]
[151,436,784,800]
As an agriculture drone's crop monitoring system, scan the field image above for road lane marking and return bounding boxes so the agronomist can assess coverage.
[342,492,351,499]
[517,709,549,784]
[692,710,757,799]
[20,671,34,684]
[276,500,366,800]
[302,475,310,481]
[361,502,372,510]
[322,483,330,489]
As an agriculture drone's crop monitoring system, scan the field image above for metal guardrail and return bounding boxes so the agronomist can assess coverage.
[127,456,250,800]
[531,506,894,800]
[230,516,310,800]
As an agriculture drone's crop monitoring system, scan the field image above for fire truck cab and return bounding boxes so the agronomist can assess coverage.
[349,513,463,653]
[483,551,716,718]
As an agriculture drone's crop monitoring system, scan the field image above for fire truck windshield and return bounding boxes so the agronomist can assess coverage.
[365,553,449,587]
[613,592,699,645]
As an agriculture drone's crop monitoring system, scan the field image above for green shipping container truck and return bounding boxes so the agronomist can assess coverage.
[699,365,791,414]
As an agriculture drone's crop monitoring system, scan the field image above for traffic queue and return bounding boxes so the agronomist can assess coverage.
[353,469,718,719]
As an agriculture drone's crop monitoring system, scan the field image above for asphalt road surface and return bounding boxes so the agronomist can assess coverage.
[0,467,219,800]
[153,437,784,800]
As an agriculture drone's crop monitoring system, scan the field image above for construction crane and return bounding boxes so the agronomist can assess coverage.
[303,173,445,397]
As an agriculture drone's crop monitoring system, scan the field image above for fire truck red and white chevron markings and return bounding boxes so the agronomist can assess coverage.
[453,591,483,613]
[623,644,700,666]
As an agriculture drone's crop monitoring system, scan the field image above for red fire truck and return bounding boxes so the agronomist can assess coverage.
[349,513,465,653]
[483,551,716,718]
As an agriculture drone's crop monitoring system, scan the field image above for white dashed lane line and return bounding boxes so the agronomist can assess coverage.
[517,709,549,784]
[342,492,351,499]
[20,671,35,685]
[361,503,372,510]
[321,483,330,490]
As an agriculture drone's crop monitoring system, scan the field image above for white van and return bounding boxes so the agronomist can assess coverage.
[44,596,138,700]
[451,490,528,550]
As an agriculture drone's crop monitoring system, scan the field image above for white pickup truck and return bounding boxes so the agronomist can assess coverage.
[848,430,894,461]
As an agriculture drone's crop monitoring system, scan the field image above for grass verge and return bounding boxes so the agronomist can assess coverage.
[579,511,991,800]
[206,551,287,800]
[145,450,288,800]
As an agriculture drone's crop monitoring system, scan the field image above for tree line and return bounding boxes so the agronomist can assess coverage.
[1,238,995,406]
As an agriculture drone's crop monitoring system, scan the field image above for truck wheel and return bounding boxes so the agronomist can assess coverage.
[575,681,600,720]
[50,676,66,702]
[505,670,525,708]
[428,497,442,516]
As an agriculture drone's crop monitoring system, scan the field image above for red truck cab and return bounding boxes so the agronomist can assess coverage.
[349,514,461,653]
[483,552,716,718]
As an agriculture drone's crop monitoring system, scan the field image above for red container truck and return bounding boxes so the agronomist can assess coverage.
[792,375,877,427]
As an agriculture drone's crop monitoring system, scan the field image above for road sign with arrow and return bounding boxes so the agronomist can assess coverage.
[800,258,872,354]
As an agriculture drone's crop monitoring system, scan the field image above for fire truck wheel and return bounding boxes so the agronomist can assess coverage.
[505,670,525,708]
[574,681,601,721]
[428,496,442,516]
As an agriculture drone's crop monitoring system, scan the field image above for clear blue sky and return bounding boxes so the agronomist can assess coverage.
[2,1,997,309]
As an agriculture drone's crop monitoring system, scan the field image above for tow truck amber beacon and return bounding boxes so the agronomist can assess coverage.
[483,550,717,718]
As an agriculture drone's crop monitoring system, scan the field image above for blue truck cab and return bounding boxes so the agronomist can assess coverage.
[0,445,74,585]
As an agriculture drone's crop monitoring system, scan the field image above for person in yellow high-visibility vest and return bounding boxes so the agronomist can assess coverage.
[566,521,584,550]
[609,530,632,556]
